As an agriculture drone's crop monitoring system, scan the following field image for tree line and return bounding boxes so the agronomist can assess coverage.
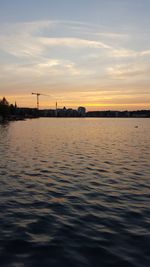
[0,97,17,118]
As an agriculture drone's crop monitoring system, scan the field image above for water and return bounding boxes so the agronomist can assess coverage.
[0,118,150,267]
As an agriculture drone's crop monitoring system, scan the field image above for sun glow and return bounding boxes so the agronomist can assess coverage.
[0,1,150,111]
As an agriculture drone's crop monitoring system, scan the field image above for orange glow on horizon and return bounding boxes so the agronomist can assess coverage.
[1,94,149,111]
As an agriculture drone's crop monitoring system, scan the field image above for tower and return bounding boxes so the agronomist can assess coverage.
[55,101,58,117]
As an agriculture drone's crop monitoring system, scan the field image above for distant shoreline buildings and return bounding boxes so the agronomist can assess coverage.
[0,97,150,122]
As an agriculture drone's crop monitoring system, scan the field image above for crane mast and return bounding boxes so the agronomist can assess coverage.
[32,92,48,109]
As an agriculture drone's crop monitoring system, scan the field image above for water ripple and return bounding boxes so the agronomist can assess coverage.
[0,118,150,266]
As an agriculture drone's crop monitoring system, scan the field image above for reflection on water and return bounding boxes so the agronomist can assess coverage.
[0,118,150,267]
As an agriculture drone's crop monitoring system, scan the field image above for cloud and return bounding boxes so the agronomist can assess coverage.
[0,19,150,110]
[110,48,150,58]
[0,35,112,59]
[0,20,113,59]
[107,63,150,79]
[37,59,82,76]
[140,50,150,56]
[1,20,150,61]
[110,49,137,58]
[0,58,88,84]
[39,37,111,49]
[0,20,54,35]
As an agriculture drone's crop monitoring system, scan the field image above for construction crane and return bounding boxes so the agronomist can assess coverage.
[31,92,49,109]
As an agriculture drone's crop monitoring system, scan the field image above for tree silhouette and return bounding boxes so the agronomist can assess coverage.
[0,97,10,118]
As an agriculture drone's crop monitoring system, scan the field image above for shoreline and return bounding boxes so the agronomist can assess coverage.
[0,114,150,123]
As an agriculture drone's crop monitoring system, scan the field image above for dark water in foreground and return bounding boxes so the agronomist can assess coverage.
[0,118,150,267]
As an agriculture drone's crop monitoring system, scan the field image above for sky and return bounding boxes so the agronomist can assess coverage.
[0,0,150,110]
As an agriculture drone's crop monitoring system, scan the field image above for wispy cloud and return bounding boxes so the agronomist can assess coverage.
[107,63,150,79]
[0,34,112,60]
[40,37,111,49]
[1,20,150,60]
[110,49,137,58]
[110,48,150,58]
[0,19,150,109]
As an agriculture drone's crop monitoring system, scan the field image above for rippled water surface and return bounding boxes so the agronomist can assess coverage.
[0,118,150,267]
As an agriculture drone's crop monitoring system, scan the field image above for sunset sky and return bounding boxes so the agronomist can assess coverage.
[0,0,150,110]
